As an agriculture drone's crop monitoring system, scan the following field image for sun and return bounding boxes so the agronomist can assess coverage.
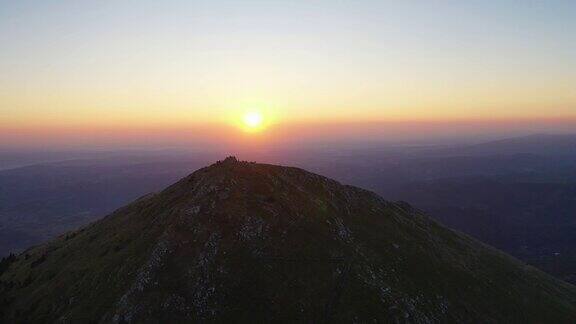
[242,111,264,131]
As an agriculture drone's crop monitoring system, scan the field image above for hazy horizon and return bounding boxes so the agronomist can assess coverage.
[2,118,576,151]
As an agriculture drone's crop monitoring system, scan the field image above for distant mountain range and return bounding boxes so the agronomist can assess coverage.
[1,157,575,323]
[440,134,576,157]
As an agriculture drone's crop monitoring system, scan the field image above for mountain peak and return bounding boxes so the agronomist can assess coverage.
[1,160,575,323]
[216,155,240,165]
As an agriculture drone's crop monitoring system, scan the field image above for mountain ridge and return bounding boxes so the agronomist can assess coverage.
[441,134,576,157]
[1,157,575,323]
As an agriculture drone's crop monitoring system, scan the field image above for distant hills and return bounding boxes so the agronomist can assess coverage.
[1,157,575,322]
[441,134,576,157]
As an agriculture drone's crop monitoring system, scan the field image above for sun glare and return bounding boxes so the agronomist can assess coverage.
[242,111,264,132]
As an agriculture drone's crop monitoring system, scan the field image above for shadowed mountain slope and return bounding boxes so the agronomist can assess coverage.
[1,157,575,323]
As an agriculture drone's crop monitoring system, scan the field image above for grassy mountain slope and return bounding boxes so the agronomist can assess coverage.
[1,157,575,323]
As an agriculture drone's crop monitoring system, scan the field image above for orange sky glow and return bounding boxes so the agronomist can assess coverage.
[1,1,575,148]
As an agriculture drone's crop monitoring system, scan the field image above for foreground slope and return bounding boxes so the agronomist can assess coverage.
[1,157,575,323]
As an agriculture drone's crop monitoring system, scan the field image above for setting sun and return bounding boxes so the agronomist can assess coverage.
[242,111,264,132]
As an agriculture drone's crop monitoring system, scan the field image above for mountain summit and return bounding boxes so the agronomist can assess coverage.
[1,157,575,323]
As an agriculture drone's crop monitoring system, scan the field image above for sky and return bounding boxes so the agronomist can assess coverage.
[1,0,575,148]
